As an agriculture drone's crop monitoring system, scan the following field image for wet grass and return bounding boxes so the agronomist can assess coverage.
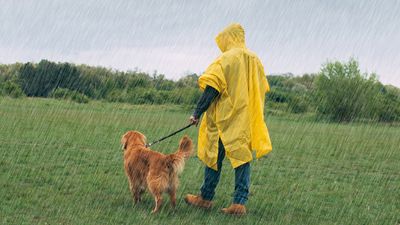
[0,97,399,225]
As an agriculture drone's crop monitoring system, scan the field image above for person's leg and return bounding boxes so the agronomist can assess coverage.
[233,162,250,205]
[200,138,225,201]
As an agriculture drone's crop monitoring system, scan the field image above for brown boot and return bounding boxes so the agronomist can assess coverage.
[221,204,246,215]
[184,194,213,209]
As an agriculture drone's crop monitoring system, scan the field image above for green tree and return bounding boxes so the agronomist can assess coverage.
[314,59,381,122]
[19,60,62,97]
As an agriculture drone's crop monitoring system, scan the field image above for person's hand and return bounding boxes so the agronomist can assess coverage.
[189,115,199,126]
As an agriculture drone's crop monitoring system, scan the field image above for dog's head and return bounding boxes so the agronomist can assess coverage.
[121,131,147,151]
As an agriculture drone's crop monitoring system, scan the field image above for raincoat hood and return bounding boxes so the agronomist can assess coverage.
[215,23,246,52]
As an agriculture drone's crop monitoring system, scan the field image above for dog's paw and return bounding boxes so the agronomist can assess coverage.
[151,209,159,214]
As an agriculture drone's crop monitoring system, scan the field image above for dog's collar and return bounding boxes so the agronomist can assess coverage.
[132,144,146,147]
[123,144,146,151]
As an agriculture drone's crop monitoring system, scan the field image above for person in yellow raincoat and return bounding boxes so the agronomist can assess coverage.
[184,23,272,215]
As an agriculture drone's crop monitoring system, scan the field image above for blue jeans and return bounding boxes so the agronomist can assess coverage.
[200,139,250,205]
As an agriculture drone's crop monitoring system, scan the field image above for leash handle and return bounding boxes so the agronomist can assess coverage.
[146,123,193,147]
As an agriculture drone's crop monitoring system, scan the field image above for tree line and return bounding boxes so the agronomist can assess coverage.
[0,59,399,122]
[0,60,201,105]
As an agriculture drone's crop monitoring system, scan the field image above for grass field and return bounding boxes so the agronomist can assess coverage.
[0,97,399,225]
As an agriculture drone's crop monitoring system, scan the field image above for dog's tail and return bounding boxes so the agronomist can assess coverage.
[169,136,193,174]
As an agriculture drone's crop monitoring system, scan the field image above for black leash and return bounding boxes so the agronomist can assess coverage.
[145,123,193,148]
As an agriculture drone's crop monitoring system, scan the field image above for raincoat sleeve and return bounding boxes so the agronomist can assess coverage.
[193,86,220,119]
[198,61,227,93]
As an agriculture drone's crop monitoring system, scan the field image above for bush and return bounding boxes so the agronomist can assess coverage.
[378,102,400,122]
[169,88,201,105]
[124,87,201,105]
[125,88,158,104]
[106,90,128,102]
[50,88,71,99]
[2,80,24,98]
[314,59,381,122]
[265,101,289,113]
[267,88,291,103]
[372,90,400,122]
[288,96,308,114]
[50,88,89,104]
[70,92,89,104]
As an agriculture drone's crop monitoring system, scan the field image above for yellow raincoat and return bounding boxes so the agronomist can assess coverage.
[197,23,272,170]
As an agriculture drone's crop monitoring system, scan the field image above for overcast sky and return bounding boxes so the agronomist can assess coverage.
[1,0,399,87]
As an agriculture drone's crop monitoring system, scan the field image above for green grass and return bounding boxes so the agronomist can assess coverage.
[0,97,399,225]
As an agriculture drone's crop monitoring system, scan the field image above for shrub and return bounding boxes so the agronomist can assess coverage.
[2,80,24,98]
[267,88,291,103]
[106,90,128,102]
[265,101,289,112]
[314,59,381,122]
[291,83,308,93]
[50,88,71,99]
[372,90,400,122]
[70,91,89,104]
[288,96,308,114]
[50,88,89,104]
[170,88,201,105]
[126,88,158,104]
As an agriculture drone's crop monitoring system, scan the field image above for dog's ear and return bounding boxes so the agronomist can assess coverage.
[121,132,130,150]
[133,131,147,145]
[140,133,147,145]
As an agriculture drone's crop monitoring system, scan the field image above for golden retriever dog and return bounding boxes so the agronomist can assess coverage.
[121,131,193,213]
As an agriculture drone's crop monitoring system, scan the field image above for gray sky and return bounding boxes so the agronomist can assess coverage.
[1,0,399,87]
